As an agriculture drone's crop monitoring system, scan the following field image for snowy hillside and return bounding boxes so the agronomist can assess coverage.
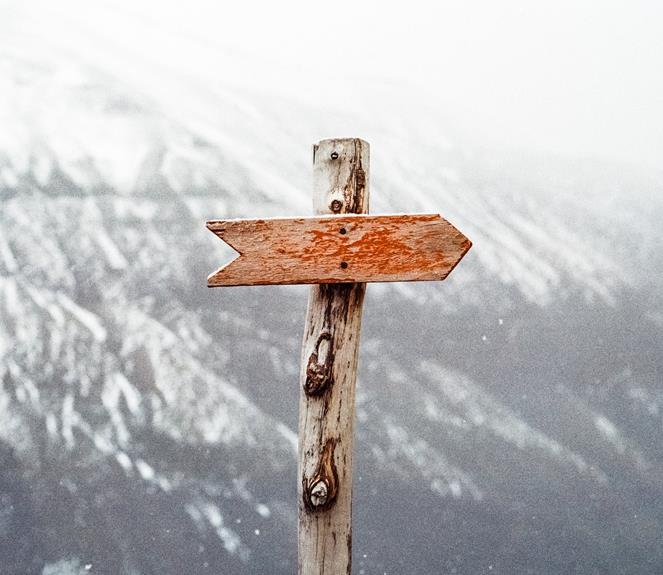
[1,4,661,308]
[1,3,663,575]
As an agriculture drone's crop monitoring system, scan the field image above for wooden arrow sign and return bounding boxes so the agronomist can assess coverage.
[206,213,471,287]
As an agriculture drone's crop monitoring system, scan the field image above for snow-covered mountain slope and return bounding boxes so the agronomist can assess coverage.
[1,5,661,308]
[1,4,663,575]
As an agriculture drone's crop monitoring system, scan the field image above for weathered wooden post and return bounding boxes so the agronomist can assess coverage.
[297,138,369,574]
[206,137,471,574]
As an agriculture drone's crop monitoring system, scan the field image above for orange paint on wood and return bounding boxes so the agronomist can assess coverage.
[206,214,471,287]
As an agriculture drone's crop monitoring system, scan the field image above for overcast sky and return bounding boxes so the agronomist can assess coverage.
[211,0,662,170]
[3,0,662,170]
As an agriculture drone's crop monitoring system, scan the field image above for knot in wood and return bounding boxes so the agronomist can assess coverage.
[330,199,343,213]
[309,480,329,507]
[302,438,339,512]
[304,332,333,396]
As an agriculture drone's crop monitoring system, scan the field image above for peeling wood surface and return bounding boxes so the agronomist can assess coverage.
[206,213,471,286]
[298,138,369,575]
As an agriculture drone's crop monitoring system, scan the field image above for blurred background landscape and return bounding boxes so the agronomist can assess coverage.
[1,1,662,573]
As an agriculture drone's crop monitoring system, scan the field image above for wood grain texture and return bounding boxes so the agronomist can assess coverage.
[206,213,471,286]
[298,138,369,575]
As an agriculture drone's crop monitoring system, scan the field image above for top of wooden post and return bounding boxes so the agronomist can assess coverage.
[312,138,369,216]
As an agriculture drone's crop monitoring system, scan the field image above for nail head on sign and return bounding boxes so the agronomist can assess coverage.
[330,151,339,160]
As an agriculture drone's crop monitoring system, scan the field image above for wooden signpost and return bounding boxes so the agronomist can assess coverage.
[207,214,470,286]
[206,138,471,574]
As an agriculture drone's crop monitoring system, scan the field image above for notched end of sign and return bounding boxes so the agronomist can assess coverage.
[206,221,242,287]
[206,258,241,287]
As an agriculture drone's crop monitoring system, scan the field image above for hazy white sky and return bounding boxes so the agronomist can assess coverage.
[207,0,662,169]
[3,0,662,169]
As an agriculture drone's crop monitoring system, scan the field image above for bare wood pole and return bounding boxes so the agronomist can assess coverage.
[298,138,369,574]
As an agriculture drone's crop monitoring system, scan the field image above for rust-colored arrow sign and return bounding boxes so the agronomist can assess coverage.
[206,214,471,287]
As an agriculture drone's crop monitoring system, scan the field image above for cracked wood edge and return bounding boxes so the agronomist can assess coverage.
[298,138,369,575]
